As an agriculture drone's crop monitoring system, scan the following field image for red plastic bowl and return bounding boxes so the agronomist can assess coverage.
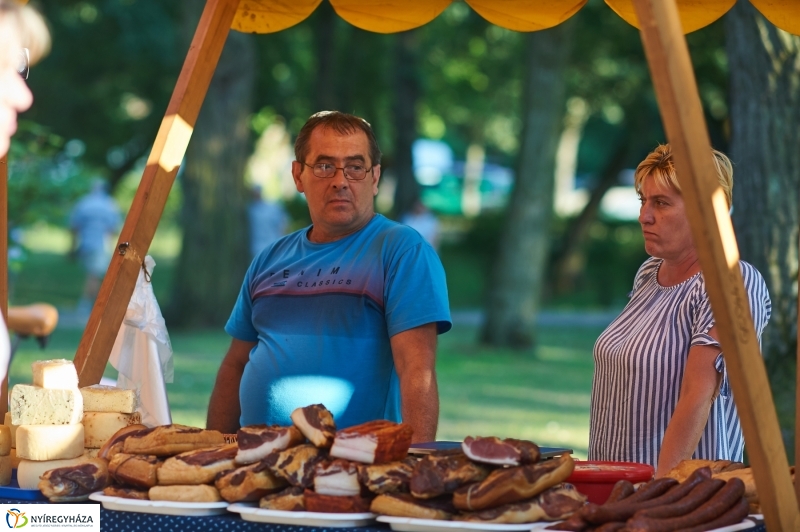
[567,460,654,504]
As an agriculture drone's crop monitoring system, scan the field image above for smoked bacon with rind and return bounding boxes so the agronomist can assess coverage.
[454,452,574,511]
[330,420,413,464]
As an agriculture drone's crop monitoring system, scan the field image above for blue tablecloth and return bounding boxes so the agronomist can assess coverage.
[0,499,768,532]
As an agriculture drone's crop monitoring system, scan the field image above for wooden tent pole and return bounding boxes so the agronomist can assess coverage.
[0,155,7,417]
[796,228,800,507]
[72,0,240,387]
[631,0,800,529]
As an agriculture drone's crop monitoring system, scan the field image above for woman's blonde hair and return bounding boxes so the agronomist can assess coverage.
[634,144,733,208]
[0,0,51,64]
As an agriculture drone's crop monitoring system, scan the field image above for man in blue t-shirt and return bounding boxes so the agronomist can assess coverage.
[207,111,451,441]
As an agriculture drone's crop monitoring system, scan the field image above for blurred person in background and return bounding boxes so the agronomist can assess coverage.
[588,144,771,477]
[247,184,289,259]
[400,199,440,252]
[0,0,50,379]
[69,179,122,315]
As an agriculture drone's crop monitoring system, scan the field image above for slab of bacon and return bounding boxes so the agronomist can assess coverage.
[358,457,417,494]
[456,484,586,524]
[265,443,326,488]
[410,449,492,499]
[462,436,541,466]
[329,420,413,464]
[291,404,337,448]
[235,424,304,465]
[314,459,362,497]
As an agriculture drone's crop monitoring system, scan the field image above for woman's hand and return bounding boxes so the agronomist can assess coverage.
[655,327,723,477]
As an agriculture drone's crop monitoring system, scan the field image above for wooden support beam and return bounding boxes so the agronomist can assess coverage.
[0,155,7,417]
[631,0,800,529]
[73,0,240,387]
[796,230,800,507]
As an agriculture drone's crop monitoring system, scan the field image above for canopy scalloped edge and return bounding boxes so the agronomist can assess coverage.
[232,0,322,34]
[231,0,800,36]
[328,0,453,34]
[749,0,800,37]
[465,0,587,32]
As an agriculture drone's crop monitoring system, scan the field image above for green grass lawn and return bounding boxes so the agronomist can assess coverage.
[9,323,601,459]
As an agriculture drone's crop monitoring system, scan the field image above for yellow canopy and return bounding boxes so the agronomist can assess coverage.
[232,0,800,36]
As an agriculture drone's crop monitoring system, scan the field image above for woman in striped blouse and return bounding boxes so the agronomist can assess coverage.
[588,144,771,477]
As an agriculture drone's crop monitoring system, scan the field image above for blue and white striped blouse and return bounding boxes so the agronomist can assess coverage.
[588,257,771,466]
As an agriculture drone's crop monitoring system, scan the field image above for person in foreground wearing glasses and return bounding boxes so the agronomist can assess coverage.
[0,0,49,381]
[207,111,451,441]
[0,0,49,158]
[588,144,770,477]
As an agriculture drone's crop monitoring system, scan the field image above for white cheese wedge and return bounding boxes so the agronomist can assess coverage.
[10,385,83,425]
[80,384,138,414]
[83,411,141,448]
[4,412,18,448]
[17,455,92,489]
[32,359,79,389]
[16,424,85,461]
[0,455,10,486]
[9,449,21,469]
[0,425,10,456]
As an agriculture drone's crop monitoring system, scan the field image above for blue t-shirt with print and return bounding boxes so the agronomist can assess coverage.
[225,214,452,429]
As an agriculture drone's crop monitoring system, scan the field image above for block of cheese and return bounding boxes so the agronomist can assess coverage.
[80,385,137,414]
[32,359,79,389]
[10,385,83,425]
[9,449,21,469]
[4,412,18,448]
[83,411,142,448]
[16,424,85,461]
[17,455,91,489]
[0,455,10,486]
[0,425,10,456]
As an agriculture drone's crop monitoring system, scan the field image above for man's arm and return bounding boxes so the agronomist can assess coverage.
[206,338,256,433]
[655,327,723,477]
[390,322,439,443]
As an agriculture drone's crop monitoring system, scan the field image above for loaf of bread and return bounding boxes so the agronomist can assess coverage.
[149,484,222,503]
[370,492,456,520]
[108,453,161,489]
[122,424,224,456]
[38,458,108,502]
[157,444,238,485]
[103,485,149,500]
[98,424,148,461]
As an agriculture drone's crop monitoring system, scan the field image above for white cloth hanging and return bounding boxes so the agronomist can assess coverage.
[108,255,173,427]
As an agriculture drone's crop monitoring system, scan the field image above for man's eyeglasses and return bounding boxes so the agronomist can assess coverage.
[16,48,29,80]
[302,162,373,181]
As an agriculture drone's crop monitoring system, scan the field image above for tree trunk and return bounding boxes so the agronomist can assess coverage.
[481,21,575,348]
[551,134,629,294]
[726,1,799,360]
[391,30,421,219]
[313,1,339,112]
[168,2,254,327]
